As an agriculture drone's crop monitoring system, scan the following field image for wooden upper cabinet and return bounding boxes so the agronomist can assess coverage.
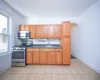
[62,22,71,37]
[48,51,55,64]
[42,25,49,38]
[54,25,61,38]
[30,25,36,38]
[32,51,39,64]
[36,25,42,38]
[19,25,24,31]
[49,26,56,38]
[62,38,71,64]
[24,25,30,31]
[19,25,30,31]
[26,52,33,64]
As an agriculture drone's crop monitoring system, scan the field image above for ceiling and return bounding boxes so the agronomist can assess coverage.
[4,0,98,17]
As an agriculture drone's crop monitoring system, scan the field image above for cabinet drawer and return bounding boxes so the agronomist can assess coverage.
[33,49,39,51]
[40,49,55,52]
[55,49,62,52]
[27,48,33,52]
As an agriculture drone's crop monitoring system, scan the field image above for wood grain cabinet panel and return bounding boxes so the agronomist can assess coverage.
[48,52,55,64]
[55,25,61,38]
[24,25,30,31]
[49,26,56,38]
[26,52,33,64]
[42,25,49,38]
[33,52,39,64]
[40,52,48,64]
[62,22,71,37]
[36,25,42,38]
[19,25,24,31]
[30,25,36,38]
[62,38,71,64]
[56,51,62,64]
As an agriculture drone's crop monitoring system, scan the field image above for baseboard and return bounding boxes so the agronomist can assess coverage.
[72,53,100,74]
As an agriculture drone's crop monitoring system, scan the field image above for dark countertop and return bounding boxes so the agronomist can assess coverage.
[26,45,62,49]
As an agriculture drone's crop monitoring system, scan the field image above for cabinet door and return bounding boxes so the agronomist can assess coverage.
[19,25,24,31]
[42,25,49,38]
[62,38,71,64]
[26,52,33,64]
[24,25,30,31]
[49,26,55,38]
[40,52,48,64]
[33,52,39,64]
[30,25,36,38]
[48,52,55,64]
[55,25,61,38]
[36,25,42,38]
[56,51,62,64]
[62,22,71,37]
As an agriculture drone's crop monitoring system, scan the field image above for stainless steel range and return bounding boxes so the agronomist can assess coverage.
[12,46,26,66]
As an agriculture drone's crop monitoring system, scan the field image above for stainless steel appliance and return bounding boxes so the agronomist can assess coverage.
[18,31,30,39]
[22,40,33,46]
[12,46,26,66]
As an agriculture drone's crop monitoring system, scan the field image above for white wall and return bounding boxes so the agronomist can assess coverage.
[26,16,79,24]
[0,0,26,73]
[71,0,100,73]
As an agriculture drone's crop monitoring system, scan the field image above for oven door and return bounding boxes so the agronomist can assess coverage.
[12,50,25,62]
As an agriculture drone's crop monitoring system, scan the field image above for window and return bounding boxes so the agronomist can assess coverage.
[0,13,8,53]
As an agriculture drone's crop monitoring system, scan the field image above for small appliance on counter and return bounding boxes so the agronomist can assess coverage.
[18,31,30,39]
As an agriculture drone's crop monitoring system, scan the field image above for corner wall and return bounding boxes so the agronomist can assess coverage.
[71,0,100,73]
[0,0,26,73]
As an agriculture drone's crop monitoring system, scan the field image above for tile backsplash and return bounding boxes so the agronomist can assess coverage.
[25,39,60,45]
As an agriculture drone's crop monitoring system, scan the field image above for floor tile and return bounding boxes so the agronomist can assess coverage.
[80,75,91,80]
[88,75,100,80]
[44,68,51,74]
[52,74,58,80]
[36,74,44,80]
[72,75,83,80]
[51,68,58,74]
[28,74,37,80]
[57,68,64,74]
[44,74,51,80]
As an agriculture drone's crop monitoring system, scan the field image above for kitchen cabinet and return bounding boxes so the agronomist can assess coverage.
[55,49,62,64]
[36,25,42,38]
[24,25,30,31]
[19,25,24,31]
[49,26,56,38]
[55,25,61,38]
[30,25,36,38]
[26,52,33,64]
[62,22,71,37]
[42,25,49,38]
[62,38,70,64]
[19,25,30,31]
[40,51,48,64]
[33,52,39,64]
[48,50,55,64]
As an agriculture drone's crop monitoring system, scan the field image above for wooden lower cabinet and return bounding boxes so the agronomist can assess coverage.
[26,52,33,64]
[48,52,55,64]
[32,52,39,64]
[56,52,62,64]
[40,52,48,64]
[62,38,71,64]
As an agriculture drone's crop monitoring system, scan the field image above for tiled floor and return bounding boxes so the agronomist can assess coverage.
[0,59,100,80]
